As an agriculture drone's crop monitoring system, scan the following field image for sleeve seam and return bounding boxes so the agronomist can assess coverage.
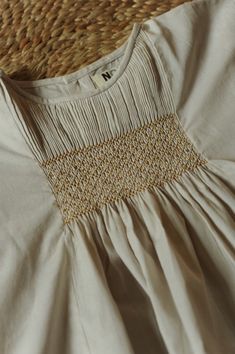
[140,26,177,114]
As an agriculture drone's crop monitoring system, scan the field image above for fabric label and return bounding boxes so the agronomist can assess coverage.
[90,68,117,88]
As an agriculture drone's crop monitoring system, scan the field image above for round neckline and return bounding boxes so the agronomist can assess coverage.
[0,22,142,105]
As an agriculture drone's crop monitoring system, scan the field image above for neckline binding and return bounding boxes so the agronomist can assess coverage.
[0,22,142,105]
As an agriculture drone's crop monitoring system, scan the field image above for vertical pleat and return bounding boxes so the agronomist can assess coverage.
[7,30,176,163]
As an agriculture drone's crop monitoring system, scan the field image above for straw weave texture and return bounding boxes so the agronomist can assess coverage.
[0,0,191,80]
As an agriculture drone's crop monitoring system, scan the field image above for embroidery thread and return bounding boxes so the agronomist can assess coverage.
[40,113,208,224]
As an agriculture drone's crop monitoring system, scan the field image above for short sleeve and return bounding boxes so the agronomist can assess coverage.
[141,0,235,162]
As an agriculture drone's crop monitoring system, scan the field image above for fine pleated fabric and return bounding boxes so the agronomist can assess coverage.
[0,0,235,353]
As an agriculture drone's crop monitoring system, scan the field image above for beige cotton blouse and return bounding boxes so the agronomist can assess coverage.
[0,0,234,353]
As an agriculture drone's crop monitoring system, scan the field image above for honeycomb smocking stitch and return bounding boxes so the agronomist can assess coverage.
[40,113,208,224]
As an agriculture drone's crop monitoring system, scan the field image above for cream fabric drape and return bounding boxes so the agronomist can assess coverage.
[0,0,234,353]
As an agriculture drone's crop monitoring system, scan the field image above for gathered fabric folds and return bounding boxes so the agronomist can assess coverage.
[0,0,234,353]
